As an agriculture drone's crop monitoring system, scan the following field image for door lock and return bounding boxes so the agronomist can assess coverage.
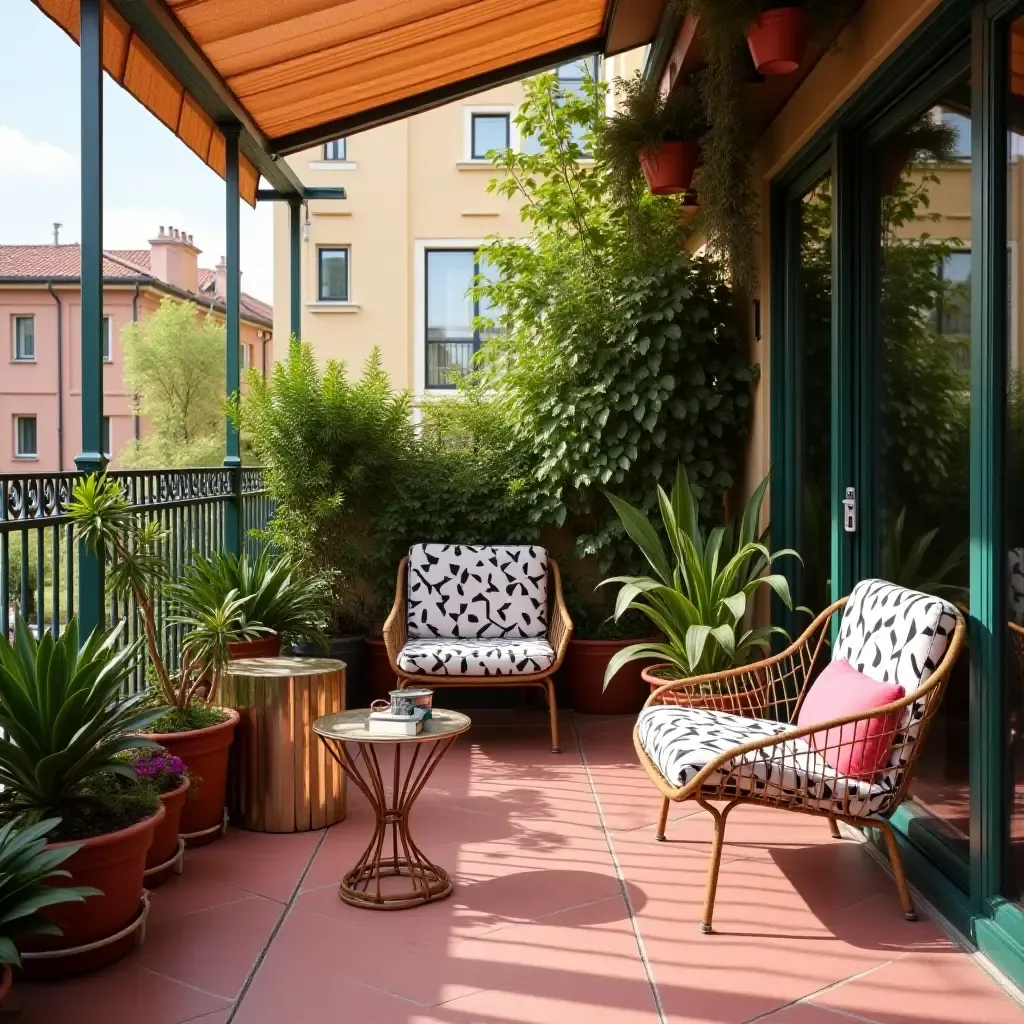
[842,487,857,534]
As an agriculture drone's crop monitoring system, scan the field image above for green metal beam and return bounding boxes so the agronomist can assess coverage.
[76,0,105,636]
[289,198,302,343]
[256,188,347,202]
[223,125,242,554]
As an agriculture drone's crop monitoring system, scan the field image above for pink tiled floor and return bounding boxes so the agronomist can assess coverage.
[13,712,1024,1024]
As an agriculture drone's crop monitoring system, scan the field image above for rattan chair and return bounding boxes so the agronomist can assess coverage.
[383,544,572,753]
[633,578,966,934]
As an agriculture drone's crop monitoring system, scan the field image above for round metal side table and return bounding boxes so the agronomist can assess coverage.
[312,708,471,910]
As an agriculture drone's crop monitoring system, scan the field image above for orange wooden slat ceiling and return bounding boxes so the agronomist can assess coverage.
[165,0,606,141]
[32,0,260,205]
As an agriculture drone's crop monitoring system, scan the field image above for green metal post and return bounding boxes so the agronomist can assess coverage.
[75,0,106,636]
[223,125,242,555]
[289,197,302,344]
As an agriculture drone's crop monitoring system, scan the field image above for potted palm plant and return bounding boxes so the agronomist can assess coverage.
[67,473,258,848]
[0,817,97,999]
[597,71,705,198]
[0,618,167,977]
[170,549,330,659]
[601,466,800,707]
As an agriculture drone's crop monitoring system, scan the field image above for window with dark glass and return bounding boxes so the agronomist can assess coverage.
[425,249,498,389]
[14,415,37,458]
[318,248,350,301]
[13,316,34,360]
[324,139,346,161]
[471,114,509,159]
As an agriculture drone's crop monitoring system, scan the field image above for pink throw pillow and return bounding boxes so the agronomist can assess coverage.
[796,659,905,778]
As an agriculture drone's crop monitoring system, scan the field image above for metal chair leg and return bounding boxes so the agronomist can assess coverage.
[544,678,560,753]
[698,799,739,934]
[828,816,842,839]
[656,796,670,841]
[879,820,917,921]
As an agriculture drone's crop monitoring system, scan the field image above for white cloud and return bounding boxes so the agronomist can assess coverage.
[0,125,76,181]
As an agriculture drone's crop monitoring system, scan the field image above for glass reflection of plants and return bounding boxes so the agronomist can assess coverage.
[798,123,970,597]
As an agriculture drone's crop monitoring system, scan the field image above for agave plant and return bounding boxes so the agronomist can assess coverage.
[168,550,329,651]
[0,817,98,967]
[601,466,800,688]
[0,618,166,819]
[881,508,968,604]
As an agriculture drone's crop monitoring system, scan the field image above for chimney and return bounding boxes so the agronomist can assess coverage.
[148,224,201,294]
[214,257,227,302]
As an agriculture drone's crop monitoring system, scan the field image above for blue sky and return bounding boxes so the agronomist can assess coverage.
[0,1,273,301]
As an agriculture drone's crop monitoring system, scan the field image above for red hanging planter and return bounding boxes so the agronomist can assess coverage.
[679,190,700,228]
[638,140,700,196]
[747,7,807,76]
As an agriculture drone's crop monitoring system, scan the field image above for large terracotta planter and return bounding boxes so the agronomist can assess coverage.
[148,710,239,847]
[367,638,395,704]
[638,141,699,196]
[20,806,163,979]
[566,639,655,715]
[145,777,191,885]
[747,7,807,75]
[643,663,769,713]
[229,633,282,660]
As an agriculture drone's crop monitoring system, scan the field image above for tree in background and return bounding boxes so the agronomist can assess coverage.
[118,298,226,468]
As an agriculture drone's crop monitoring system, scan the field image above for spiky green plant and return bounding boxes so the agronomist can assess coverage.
[601,466,799,687]
[0,618,166,819]
[881,509,968,604]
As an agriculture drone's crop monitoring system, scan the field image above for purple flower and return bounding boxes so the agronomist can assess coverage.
[131,749,188,782]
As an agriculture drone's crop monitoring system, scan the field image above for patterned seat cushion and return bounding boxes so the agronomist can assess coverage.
[397,638,556,677]
[407,544,550,640]
[637,705,895,818]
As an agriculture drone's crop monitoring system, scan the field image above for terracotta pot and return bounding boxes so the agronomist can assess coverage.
[679,192,700,227]
[638,141,700,196]
[642,663,769,713]
[0,963,12,1006]
[229,633,282,660]
[367,638,395,704]
[20,806,163,979]
[145,777,191,885]
[565,639,656,715]
[148,710,239,847]
[747,7,807,76]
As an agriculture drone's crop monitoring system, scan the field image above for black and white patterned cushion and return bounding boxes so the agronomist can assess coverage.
[407,544,549,640]
[637,705,895,818]
[397,638,556,676]
[1009,549,1024,626]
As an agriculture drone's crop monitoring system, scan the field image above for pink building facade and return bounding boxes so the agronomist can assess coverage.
[0,229,272,473]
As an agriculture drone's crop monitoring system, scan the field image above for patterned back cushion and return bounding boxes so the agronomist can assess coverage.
[406,544,550,640]
[832,579,958,696]
[1009,549,1024,626]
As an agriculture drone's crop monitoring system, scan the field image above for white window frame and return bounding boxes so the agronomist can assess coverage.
[461,106,518,163]
[14,415,37,459]
[12,315,35,362]
[102,315,112,362]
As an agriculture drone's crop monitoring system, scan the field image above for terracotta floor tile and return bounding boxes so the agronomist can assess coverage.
[760,1005,879,1023]
[14,962,230,1024]
[815,951,1024,1024]
[146,873,257,925]
[134,894,285,1000]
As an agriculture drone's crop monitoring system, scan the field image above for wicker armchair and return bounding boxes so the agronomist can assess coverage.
[383,544,573,753]
[633,578,966,934]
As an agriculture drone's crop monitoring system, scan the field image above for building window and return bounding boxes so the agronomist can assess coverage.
[940,110,971,159]
[241,343,251,370]
[523,57,599,156]
[102,316,112,362]
[318,248,350,302]
[324,139,346,161]
[101,416,111,459]
[14,416,37,459]
[425,249,498,389]
[13,316,34,361]
[471,113,509,159]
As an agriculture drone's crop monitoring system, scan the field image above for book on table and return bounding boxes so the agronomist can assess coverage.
[368,707,426,736]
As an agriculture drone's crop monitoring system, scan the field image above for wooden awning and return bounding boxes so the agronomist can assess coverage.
[34,0,665,204]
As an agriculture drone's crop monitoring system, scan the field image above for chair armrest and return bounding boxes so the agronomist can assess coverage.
[547,559,573,671]
[644,599,844,721]
[382,558,408,671]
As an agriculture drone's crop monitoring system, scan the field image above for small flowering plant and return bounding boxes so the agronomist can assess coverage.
[130,750,189,795]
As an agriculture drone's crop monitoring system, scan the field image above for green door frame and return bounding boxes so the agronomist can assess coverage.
[769,0,1024,988]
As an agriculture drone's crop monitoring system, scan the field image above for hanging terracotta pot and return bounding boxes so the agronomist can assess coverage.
[747,7,807,75]
[679,190,700,227]
[638,141,700,196]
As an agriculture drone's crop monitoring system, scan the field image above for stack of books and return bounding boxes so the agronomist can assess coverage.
[368,706,427,736]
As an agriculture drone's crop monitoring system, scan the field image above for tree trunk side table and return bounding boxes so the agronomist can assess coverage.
[312,708,471,909]
[222,657,347,833]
